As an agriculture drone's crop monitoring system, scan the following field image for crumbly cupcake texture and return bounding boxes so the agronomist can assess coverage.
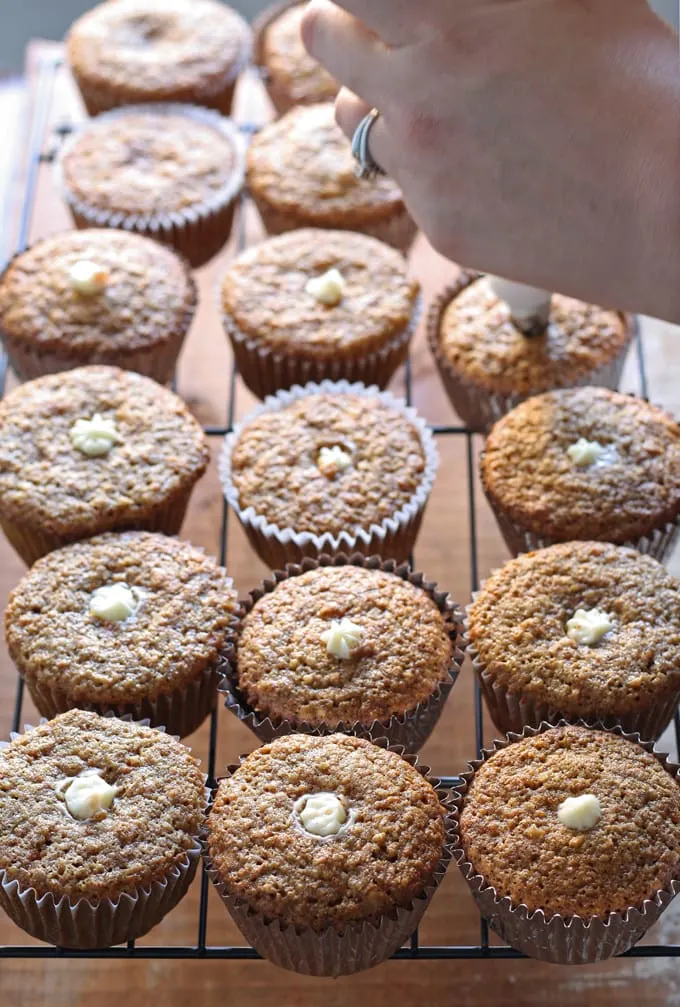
[67,0,252,113]
[481,387,680,544]
[261,3,338,108]
[5,531,236,707]
[236,565,453,726]
[467,542,680,719]
[0,709,205,900]
[221,228,419,358]
[459,725,680,918]
[0,229,195,370]
[0,365,209,540]
[438,277,629,396]
[229,392,426,537]
[208,733,446,930]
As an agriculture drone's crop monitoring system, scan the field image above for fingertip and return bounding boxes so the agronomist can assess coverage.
[334,87,370,140]
[300,0,328,54]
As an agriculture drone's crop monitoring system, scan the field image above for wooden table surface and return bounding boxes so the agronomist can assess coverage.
[1,42,680,1007]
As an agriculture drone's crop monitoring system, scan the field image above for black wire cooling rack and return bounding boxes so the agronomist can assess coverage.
[0,51,678,962]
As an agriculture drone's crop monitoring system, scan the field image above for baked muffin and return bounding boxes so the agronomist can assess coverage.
[0,709,205,948]
[0,228,196,383]
[467,541,680,739]
[66,0,252,116]
[57,104,245,267]
[0,366,209,566]
[5,531,237,737]
[481,386,680,560]
[206,733,451,975]
[222,555,463,750]
[220,381,438,568]
[428,272,634,431]
[246,104,417,253]
[454,724,680,962]
[219,228,420,398]
[254,1,339,115]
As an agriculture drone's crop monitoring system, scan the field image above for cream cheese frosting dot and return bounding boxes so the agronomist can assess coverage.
[305,268,346,306]
[89,583,143,622]
[321,617,363,659]
[567,437,605,467]
[69,414,121,457]
[68,259,110,295]
[58,770,117,821]
[294,792,348,836]
[566,608,613,645]
[557,793,602,831]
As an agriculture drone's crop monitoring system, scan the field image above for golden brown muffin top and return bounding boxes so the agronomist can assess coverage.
[468,542,680,717]
[236,565,454,726]
[208,733,446,930]
[0,229,195,358]
[481,387,680,543]
[60,108,241,217]
[0,709,205,900]
[229,392,427,537]
[438,278,629,396]
[0,365,209,536]
[67,0,251,97]
[220,229,418,359]
[247,104,404,224]
[459,725,680,917]
[262,4,338,105]
[6,532,236,705]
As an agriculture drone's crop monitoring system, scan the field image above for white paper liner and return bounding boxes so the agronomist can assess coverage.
[203,739,455,976]
[427,272,636,432]
[219,553,464,751]
[219,380,439,568]
[55,104,246,267]
[452,720,680,964]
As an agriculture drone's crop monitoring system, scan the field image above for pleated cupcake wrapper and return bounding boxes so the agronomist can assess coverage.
[0,481,197,567]
[219,552,465,752]
[55,104,246,268]
[0,717,205,949]
[203,740,456,976]
[220,293,421,401]
[248,193,418,256]
[219,379,439,568]
[427,271,636,433]
[451,719,680,964]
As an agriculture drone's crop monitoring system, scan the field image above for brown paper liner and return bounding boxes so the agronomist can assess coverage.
[452,720,680,964]
[204,740,455,976]
[0,718,205,949]
[56,105,245,269]
[427,272,636,433]
[219,553,464,752]
[0,481,197,567]
[221,294,421,401]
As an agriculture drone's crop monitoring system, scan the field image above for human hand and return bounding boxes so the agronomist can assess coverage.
[302,0,680,321]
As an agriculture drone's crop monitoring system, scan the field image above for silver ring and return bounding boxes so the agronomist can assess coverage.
[351,108,385,180]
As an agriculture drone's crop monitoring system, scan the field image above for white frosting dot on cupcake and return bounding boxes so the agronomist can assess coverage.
[69,414,121,457]
[58,770,118,821]
[566,608,613,645]
[557,793,601,831]
[68,259,110,295]
[567,438,604,467]
[317,444,352,478]
[305,268,346,306]
[294,792,348,837]
[321,617,363,659]
[90,583,143,623]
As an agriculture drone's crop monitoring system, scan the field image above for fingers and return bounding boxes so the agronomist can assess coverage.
[335,87,396,178]
[312,0,431,45]
[302,0,394,101]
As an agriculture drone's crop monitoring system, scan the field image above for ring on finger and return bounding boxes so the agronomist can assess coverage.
[351,108,386,179]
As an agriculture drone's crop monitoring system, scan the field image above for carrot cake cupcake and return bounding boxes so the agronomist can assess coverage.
[254,1,339,115]
[220,381,438,568]
[67,0,252,116]
[467,541,680,739]
[0,709,205,948]
[206,732,451,975]
[0,365,209,566]
[5,531,237,738]
[246,104,417,253]
[454,724,680,962]
[480,386,680,559]
[0,228,196,383]
[223,556,463,750]
[428,271,633,431]
[220,228,420,398]
[58,104,245,267]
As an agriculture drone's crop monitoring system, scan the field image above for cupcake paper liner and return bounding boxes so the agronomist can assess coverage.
[0,718,204,949]
[56,104,246,268]
[219,379,439,568]
[427,272,636,433]
[451,720,680,964]
[203,739,455,976]
[219,553,464,751]
[220,293,422,401]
